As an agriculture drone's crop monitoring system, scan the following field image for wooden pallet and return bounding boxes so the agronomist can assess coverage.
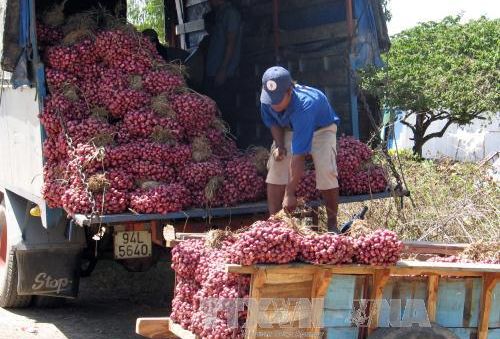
[137,261,500,339]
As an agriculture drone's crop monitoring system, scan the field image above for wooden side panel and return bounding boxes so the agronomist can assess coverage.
[250,269,323,338]
[427,275,440,322]
[436,278,468,327]
[264,273,314,285]
[379,277,428,326]
[324,275,357,309]
[259,281,313,299]
[489,329,500,339]
[490,283,500,327]
[323,275,364,338]
[434,277,484,329]
[479,274,499,339]
[324,309,352,328]
[469,277,482,327]
[325,327,359,339]
[254,324,322,339]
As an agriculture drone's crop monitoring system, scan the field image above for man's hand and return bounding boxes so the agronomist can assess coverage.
[282,192,298,213]
[215,68,227,86]
[273,146,287,161]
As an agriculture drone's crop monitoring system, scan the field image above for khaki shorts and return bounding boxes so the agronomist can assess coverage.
[266,124,339,190]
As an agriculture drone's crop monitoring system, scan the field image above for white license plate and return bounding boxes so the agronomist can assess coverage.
[114,231,152,259]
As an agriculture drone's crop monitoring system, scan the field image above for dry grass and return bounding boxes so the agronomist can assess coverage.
[248,146,270,176]
[62,28,95,45]
[191,136,212,162]
[326,152,499,243]
[150,126,176,145]
[204,176,224,203]
[87,174,110,194]
[151,93,176,118]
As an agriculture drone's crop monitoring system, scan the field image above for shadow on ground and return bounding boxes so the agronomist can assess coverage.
[0,259,175,339]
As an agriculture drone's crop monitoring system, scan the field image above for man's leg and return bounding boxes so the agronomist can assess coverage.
[320,188,340,233]
[267,184,286,215]
[265,133,292,215]
[311,125,339,233]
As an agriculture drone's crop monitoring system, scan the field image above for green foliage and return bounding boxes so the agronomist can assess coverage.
[362,16,500,155]
[127,0,166,42]
[387,148,420,162]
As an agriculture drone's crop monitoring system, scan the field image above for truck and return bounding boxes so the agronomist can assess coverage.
[0,0,394,307]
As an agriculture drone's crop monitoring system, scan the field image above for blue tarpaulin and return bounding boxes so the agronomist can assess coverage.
[12,0,31,88]
[18,0,29,48]
[352,0,385,70]
[277,0,387,70]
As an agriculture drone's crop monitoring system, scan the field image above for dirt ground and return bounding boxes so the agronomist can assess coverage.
[0,259,175,339]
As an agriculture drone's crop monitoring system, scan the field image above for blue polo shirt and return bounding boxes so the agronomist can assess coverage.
[260,85,340,155]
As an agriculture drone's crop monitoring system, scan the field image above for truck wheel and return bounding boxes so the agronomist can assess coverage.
[0,197,32,308]
[367,324,459,339]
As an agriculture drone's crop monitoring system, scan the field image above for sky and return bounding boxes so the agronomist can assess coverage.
[386,0,500,35]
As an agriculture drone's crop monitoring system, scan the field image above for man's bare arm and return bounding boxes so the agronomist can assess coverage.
[270,125,285,148]
[286,155,305,196]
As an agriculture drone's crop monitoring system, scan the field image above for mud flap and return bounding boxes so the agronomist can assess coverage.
[15,245,82,298]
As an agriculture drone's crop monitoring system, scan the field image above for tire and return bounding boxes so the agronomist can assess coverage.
[367,323,459,339]
[0,197,32,308]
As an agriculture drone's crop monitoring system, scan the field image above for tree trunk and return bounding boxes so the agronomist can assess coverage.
[410,112,455,158]
[412,112,426,158]
[413,140,424,158]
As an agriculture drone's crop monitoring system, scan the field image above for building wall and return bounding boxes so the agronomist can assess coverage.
[390,112,500,162]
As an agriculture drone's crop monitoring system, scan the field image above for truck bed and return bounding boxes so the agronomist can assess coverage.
[73,190,402,226]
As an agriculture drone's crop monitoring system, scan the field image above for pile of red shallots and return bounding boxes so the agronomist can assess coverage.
[353,229,402,265]
[337,136,387,196]
[295,136,388,201]
[171,238,249,339]
[170,218,403,338]
[38,12,266,215]
[427,241,499,265]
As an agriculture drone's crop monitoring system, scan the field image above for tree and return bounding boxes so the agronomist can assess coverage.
[362,16,500,156]
[380,0,391,22]
[127,0,166,42]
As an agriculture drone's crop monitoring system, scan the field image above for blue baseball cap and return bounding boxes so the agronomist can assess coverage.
[260,66,292,105]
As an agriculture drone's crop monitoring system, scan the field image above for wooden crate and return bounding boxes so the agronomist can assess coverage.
[137,261,500,339]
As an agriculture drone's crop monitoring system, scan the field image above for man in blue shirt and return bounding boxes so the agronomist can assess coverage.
[260,66,341,232]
